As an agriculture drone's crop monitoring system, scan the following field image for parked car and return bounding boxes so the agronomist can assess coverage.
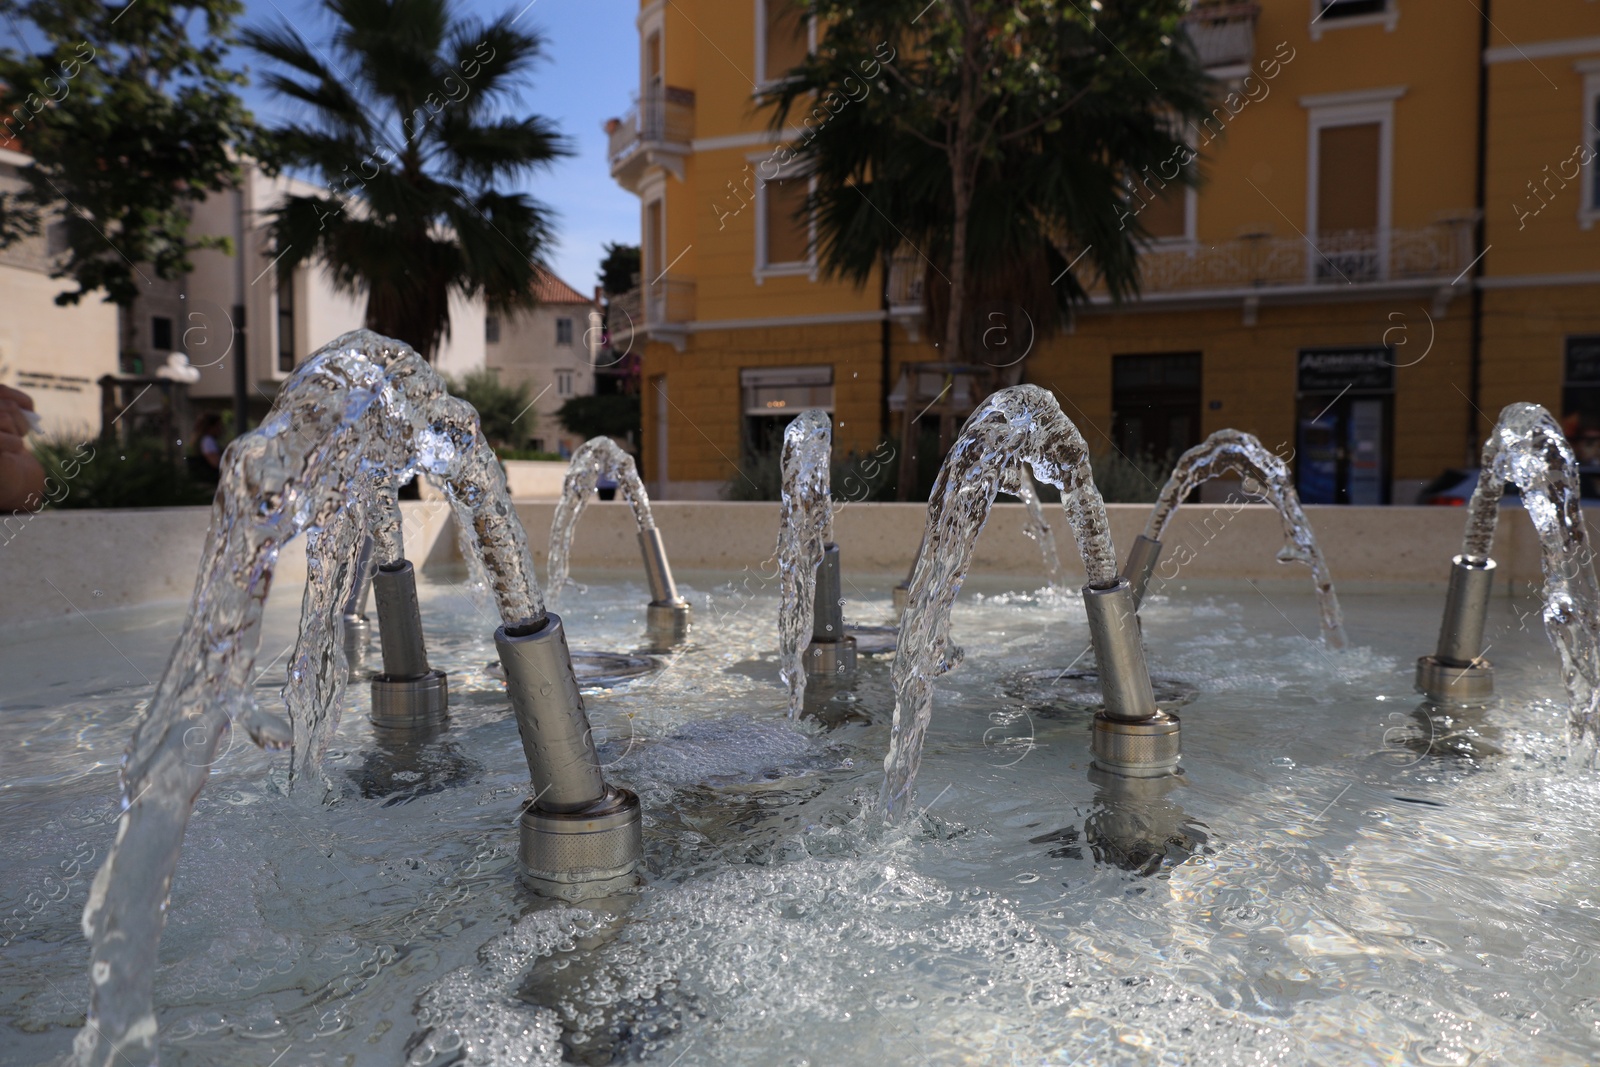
[1416,468,1600,505]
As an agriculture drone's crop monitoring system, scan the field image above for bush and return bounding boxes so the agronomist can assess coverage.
[446,368,534,447]
[723,437,900,502]
[557,394,640,442]
[31,435,217,509]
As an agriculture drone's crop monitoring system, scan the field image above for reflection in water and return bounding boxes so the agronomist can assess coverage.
[1034,768,1207,877]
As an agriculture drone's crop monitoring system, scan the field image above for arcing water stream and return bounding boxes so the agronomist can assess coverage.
[74,330,543,1067]
[1463,403,1600,747]
[1146,429,1347,649]
[544,436,654,603]
[881,385,1120,817]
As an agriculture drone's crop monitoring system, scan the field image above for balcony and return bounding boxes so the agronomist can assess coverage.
[608,86,695,192]
[608,277,695,351]
[1117,219,1477,306]
[1181,2,1259,72]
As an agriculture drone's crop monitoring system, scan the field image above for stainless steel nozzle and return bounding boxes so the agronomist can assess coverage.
[639,527,692,647]
[804,543,858,678]
[1416,555,1497,706]
[496,613,643,897]
[1121,534,1164,608]
[496,614,605,813]
[1083,579,1158,724]
[369,558,448,730]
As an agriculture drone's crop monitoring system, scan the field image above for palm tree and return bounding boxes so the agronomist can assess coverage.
[763,0,1211,373]
[244,0,569,360]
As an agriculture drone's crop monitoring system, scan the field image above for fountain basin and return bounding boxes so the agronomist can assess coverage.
[4,558,1600,1064]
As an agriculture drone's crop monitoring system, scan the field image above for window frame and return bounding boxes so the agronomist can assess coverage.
[556,316,574,345]
[754,0,816,88]
[485,315,501,345]
[555,368,574,397]
[1309,0,1398,42]
[151,315,174,354]
[1304,91,1399,282]
[1579,65,1600,231]
[749,151,817,282]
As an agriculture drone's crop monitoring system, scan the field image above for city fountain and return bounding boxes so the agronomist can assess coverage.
[11,352,1600,1063]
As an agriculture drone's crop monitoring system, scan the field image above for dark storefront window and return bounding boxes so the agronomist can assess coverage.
[1112,352,1202,465]
[740,366,833,461]
[1295,346,1394,505]
[1562,336,1600,478]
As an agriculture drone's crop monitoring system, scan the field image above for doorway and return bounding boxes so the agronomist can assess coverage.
[1112,352,1202,465]
[1294,347,1393,505]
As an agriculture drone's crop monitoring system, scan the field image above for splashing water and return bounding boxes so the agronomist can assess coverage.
[74,330,544,1067]
[1144,429,1347,650]
[1015,465,1066,587]
[545,436,656,602]
[881,386,1119,817]
[1462,403,1600,748]
[777,411,834,719]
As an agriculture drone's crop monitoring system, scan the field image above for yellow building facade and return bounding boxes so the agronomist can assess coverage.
[609,0,1600,503]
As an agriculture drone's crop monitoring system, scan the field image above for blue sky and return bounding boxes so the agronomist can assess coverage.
[237,0,641,295]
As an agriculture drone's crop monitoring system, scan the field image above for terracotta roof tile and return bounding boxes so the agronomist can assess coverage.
[532,266,592,304]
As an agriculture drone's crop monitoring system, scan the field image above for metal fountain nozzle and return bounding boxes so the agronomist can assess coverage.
[1084,578,1180,778]
[495,613,643,900]
[1121,534,1164,609]
[1416,554,1497,706]
[369,559,449,731]
[805,542,858,678]
[342,536,375,671]
[639,526,692,647]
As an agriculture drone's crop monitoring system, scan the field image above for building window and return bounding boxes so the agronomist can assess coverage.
[151,316,173,353]
[644,198,664,281]
[757,0,810,86]
[756,172,813,275]
[1582,72,1600,228]
[486,315,500,344]
[1111,353,1202,465]
[740,365,832,460]
[1306,92,1396,282]
[556,317,573,345]
[276,265,296,372]
[1309,0,1397,39]
[556,369,574,397]
[1564,337,1600,471]
[1319,0,1386,17]
[45,220,69,256]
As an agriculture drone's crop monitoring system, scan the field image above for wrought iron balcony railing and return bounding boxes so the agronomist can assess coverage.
[1181,2,1260,71]
[608,86,695,178]
[607,278,695,342]
[1126,220,1477,297]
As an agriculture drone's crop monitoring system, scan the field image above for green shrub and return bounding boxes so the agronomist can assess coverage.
[31,435,216,509]
[446,369,534,447]
[557,394,640,442]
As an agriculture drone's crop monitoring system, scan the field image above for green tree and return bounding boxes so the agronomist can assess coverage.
[557,394,639,442]
[0,0,253,308]
[244,0,569,361]
[597,240,639,297]
[763,0,1211,369]
[446,367,532,446]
